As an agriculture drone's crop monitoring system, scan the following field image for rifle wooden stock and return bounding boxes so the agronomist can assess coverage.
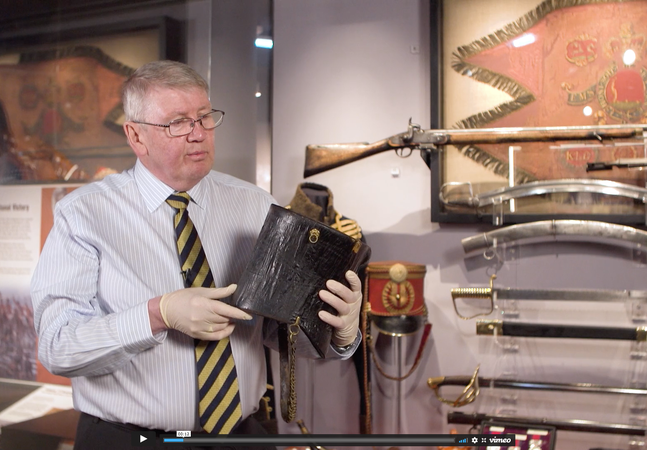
[304,123,647,177]
[305,138,394,178]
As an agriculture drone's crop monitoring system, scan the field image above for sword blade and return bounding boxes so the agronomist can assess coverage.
[494,287,647,301]
[430,375,647,396]
[462,219,647,253]
[477,320,647,341]
[472,179,647,207]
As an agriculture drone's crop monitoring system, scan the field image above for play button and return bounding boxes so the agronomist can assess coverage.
[131,430,155,446]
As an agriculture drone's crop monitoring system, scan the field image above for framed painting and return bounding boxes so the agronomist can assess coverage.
[0,16,184,185]
[430,0,647,225]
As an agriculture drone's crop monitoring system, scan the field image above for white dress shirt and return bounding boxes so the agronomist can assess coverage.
[32,160,280,431]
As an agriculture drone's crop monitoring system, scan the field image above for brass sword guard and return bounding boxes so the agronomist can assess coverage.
[427,364,481,407]
[451,274,496,320]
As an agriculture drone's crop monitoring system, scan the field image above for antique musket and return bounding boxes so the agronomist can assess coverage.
[451,274,647,320]
[303,120,647,177]
[461,219,647,254]
[477,319,647,341]
[447,411,647,436]
[439,179,647,208]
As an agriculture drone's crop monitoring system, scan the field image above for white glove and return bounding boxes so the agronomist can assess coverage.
[318,270,363,347]
[159,284,252,340]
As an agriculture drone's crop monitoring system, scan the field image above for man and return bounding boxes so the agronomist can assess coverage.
[30,60,363,450]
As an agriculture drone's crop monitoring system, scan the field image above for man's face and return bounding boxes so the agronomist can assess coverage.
[126,86,215,191]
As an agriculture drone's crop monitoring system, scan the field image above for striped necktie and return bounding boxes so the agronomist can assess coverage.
[166,192,242,434]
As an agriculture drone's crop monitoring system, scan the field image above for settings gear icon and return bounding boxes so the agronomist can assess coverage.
[471,437,479,444]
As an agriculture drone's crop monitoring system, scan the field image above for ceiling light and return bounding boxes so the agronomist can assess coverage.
[255,38,273,49]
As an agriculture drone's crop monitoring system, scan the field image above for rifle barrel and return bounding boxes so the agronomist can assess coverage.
[413,124,646,146]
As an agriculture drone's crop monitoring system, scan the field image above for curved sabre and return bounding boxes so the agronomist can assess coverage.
[462,219,647,253]
[440,179,647,208]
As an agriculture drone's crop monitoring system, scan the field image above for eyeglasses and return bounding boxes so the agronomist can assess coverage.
[132,109,225,137]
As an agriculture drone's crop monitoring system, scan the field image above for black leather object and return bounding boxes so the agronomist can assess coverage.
[233,204,371,357]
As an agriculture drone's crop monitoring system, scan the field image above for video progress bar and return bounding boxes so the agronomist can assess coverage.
[161,434,516,446]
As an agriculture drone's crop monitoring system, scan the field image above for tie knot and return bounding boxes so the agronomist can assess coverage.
[166,192,191,211]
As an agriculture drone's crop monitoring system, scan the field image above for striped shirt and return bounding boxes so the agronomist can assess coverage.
[31,160,283,431]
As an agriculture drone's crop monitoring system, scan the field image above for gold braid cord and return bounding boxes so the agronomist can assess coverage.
[286,317,300,423]
[361,292,372,434]
[330,213,363,240]
[370,339,427,382]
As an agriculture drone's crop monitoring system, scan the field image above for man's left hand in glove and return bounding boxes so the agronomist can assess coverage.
[318,270,363,347]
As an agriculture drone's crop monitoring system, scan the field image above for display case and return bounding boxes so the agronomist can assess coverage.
[430,0,647,225]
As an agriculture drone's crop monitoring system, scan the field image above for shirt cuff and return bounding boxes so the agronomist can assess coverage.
[116,301,166,354]
[330,331,362,359]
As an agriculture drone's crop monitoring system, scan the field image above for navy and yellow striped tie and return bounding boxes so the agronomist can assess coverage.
[166,192,242,434]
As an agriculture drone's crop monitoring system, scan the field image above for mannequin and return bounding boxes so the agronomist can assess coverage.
[285,182,371,434]
[286,182,363,240]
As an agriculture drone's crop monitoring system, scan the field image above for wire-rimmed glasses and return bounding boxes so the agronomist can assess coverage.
[132,109,225,136]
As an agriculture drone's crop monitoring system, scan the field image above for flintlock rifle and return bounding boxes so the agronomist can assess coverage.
[304,119,647,177]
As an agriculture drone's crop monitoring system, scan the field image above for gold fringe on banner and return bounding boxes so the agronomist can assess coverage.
[453,0,629,60]
[449,0,627,183]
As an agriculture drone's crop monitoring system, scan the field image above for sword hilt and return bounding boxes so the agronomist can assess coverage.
[427,365,481,407]
[451,275,496,320]
[451,287,492,299]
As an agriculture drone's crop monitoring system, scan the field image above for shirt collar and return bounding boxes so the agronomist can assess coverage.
[134,160,208,212]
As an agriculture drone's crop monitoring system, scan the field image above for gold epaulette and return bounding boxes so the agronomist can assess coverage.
[331,213,363,240]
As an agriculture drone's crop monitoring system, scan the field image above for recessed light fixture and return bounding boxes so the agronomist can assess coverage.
[255,38,273,49]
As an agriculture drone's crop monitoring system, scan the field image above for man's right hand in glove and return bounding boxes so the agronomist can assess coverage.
[148,284,253,340]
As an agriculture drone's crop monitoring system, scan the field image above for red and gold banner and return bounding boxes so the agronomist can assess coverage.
[452,0,647,187]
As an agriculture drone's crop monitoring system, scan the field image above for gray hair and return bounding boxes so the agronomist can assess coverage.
[122,60,209,121]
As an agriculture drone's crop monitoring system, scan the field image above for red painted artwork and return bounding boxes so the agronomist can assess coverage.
[0,46,134,181]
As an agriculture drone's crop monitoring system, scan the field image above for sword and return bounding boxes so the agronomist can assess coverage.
[429,373,647,398]
[461,219,647,254]
[477,319,647,341]
[447,411,647,436]
[451,274,647,320]
[440,178,647,208]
